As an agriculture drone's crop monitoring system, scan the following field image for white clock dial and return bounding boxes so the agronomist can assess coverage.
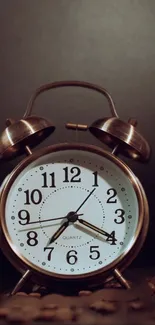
[3,146,140,277]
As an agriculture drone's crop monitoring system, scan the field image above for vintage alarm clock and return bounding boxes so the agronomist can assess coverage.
[0,81,151,295]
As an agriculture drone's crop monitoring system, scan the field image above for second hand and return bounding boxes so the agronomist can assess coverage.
[75,188,96,213]
[18,213,83,232]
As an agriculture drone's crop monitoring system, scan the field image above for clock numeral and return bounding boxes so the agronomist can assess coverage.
[106,231,117,245]
[107,188,117,203]
[63,167,81,183]
[41,172,56,188]
[18,210,30,225]
[66,250,78,264]
[114,209,125,224]
[44,247,54,261]
[27,231,38,246]
[92,171,99,187]
[24,189,42,205]
[89,246,100,260]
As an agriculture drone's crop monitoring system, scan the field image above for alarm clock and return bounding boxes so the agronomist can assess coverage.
[0,81,150,295]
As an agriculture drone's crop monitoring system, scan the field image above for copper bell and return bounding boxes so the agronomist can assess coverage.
[89,117,151,161]
[0,80,151,162]
[0,116,55,159]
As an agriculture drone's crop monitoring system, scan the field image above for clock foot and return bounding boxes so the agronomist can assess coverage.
[114,268,131,289]
[10,269,32,295]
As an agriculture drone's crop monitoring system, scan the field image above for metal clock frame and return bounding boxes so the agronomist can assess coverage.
[0,143,149,294]
[0,80,151,294]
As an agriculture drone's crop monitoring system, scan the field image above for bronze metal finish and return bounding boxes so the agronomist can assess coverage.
[66,123,88,131]
[0,81,150,293]
[66,117,150,161]
[0,116,55,159]
[0,81,150,161]
[24,80,118,118]
[0,81,117,159]
[25,145,32,155]
[0,143,149,292]
[111,144,119,155]
[114,268,131,289]
[111,118,137,156]
[11,269,32,295]
[89,117,150,161]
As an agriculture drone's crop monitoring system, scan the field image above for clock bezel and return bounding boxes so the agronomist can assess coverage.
[0,142,149,289]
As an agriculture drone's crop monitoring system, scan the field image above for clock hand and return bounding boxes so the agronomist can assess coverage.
[48,220,69,245]
[21,213,83,226]
[78,218,117,240]
[47,211,80,246]
[75,188,96,213]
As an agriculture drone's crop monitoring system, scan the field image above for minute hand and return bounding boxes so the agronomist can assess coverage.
[78,219,116,240]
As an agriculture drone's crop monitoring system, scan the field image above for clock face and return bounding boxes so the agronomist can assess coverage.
[2,145,141,278]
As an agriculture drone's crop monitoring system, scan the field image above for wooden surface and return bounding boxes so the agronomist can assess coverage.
[0,268,155,324]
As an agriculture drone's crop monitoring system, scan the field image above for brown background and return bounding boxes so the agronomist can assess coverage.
[0,0,155,290]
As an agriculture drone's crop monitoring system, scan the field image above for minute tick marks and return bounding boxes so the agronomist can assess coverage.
[3,146,141,278]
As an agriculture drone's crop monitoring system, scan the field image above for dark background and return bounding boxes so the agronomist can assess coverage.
[0,0,155,291]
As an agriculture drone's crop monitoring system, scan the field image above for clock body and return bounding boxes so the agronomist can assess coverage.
[0,143,149,290]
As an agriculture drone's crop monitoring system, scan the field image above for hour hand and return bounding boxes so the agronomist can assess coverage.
[78,218,117,241]
[48,220,69,245]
